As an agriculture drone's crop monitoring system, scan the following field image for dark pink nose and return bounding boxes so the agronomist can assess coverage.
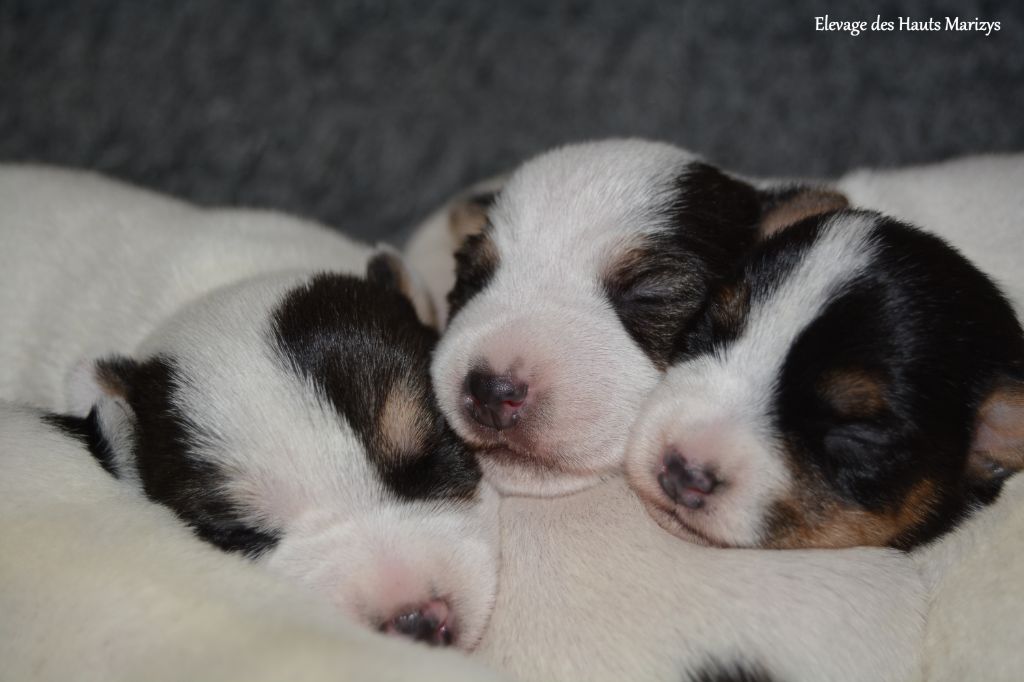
[380,599,453,647]
[658,450,719,510]
[465,368,528,431]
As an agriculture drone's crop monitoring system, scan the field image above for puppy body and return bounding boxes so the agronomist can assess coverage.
[476,476,924,682]
[0,165,497,647]
[0,402,506,682]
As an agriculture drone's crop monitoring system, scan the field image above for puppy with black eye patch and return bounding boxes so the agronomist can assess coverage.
[422,139,847,495]
[626,207,1024,549]
[0,166,498,648]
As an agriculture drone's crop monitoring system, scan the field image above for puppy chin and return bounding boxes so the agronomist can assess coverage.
[478,451,610,497]
[640,499,727,547]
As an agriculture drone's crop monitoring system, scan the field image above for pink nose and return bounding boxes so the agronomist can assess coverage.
[658,450,719,510]
[465,368,528,431]
[380,599,454,646]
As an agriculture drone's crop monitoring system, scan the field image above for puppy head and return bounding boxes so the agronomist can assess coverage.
[432,139,844,496]
[66,253,499,648]
[626,210,1024,549]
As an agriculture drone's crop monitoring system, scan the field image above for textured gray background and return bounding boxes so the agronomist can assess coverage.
[1,0,1021,243]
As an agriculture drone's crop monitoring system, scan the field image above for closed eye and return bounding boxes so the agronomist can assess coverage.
[617,287,672,307]
[611,272,686,307]
[824,424,890,453]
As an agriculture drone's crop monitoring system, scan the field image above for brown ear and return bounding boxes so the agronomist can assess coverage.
[758,186,849,238]
[447,176,506,242]
[969,378,1024,484]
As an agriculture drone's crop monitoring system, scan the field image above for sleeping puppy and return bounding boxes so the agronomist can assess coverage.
[626,208,1024,549]
[0,401,507,682]
[425,139,845,495]
[0,166,498,648]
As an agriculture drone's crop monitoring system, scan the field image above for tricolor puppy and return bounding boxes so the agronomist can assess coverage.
[0,166,498,647]
[425,139,846,495]
[626,208,1024,549]
[0,401,507,682]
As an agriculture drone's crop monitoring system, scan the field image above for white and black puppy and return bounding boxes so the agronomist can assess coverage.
[427,139,845,495]
[0,401,507,682]
[0,166,498,647]
[626,208,1024,549]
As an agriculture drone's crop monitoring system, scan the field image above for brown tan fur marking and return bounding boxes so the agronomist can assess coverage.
[709,282,751,338]
[817,368,889,419]
[760,188,849,238]
[377,379,430,461]
[765,478,939,549]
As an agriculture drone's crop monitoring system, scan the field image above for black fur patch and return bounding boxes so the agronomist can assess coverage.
[781,216,1024,547]
[43,408,119,478]
[685,659,779,682]
[272,273,482,501]
[99,356,281,558]
[447,228,500,323]
[605,162,761,367]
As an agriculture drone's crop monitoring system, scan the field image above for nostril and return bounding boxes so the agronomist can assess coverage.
[464,367,528,431]
[467,368,527,405]
[500,380,528,404]
[658,450,719,510]
[380,599,454,647]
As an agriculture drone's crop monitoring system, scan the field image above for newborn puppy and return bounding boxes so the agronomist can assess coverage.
[626,208,1024,549]
[0,166,498,647]
[426,139,845,495]
[0,401,507,682]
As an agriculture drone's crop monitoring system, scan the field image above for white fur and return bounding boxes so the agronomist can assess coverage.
[0,165,498,647]
[911,476,1024,682]
[625,214,879,545]
[0,402,505,682]
[477,476,925,682]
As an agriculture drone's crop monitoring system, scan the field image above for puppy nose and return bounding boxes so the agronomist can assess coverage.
[380,599,453,647]
[658,450,718,510]
[465,368,528,431]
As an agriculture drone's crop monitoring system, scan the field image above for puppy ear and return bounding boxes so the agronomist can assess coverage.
[447,178,505,242]
[65,356,144,488]
[968,377,1024,489]
[367,245,439,329]
[758,185,850,238]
